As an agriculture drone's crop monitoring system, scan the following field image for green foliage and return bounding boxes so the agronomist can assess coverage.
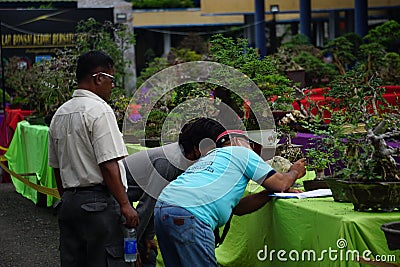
[303,111,346,174]
[131,0,194,9]
[209,34,260,69]
[326,65,386,124]
[323,36,356,75]
[0,88,11,103]
[320,68,400,181]
[209,34,294,111]
[4,18,135,125]
[321,21,400,82]
[178,33,208,55]
[293,51,339,88]
[167,47,202,65]
[136,57,169,87]
[5,50,76,116]
[381,52,400,84]
[364,20,400,48]
[144,109,168,139]
[75,18,135,87]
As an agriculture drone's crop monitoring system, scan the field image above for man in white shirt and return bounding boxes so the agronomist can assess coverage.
[48,51,138,267]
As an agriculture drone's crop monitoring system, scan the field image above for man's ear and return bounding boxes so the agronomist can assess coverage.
[92,74,102,86]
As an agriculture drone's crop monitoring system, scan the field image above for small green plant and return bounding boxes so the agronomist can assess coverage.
[303,111,347,178]
[0,88,11,104]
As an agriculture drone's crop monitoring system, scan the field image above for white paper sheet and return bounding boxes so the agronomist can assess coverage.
[269,189,332,199]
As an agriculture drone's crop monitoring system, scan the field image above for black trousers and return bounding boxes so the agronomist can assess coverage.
[58,188,132,267]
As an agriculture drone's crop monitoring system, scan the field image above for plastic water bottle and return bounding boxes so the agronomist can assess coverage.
[124,227,137,263]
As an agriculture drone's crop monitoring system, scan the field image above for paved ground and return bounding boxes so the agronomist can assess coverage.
[0,182,60,267]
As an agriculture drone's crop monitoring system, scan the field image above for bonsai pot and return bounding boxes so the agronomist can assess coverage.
[324,178,353,203]
[303,179,329,191]
[381,221,400,250]
[346,181,400,212]
[139,138,161,148]
[25,115,46,126]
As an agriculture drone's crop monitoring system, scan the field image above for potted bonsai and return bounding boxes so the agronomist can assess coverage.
[321,66,400,210]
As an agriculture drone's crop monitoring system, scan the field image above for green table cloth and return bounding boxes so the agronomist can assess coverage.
[125,143,149,155]
[5,121,149,207]
[5,121,57,206]
[215,187,400,267]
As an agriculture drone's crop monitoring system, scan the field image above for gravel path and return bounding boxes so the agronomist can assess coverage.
[0,182,60,267]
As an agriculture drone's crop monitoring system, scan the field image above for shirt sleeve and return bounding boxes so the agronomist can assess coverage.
[242,148,275,185]
[92,110,128,164]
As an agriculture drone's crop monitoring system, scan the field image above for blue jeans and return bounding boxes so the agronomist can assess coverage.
[154,200,217,267]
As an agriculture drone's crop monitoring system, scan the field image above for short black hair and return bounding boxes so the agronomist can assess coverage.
[76,51,114,83]
[178,118,226,154]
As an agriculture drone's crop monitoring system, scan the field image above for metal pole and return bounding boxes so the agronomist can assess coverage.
[254,0,266,58]
[355,0,368,37]
[299,0,311,40]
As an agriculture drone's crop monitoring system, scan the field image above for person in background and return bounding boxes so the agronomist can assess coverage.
[122,118,279,266]
[154,118,307,267]
[48,50,138,267]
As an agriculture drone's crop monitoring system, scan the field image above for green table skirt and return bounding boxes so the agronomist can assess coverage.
[215,190,400,267]
[5,121,149,207]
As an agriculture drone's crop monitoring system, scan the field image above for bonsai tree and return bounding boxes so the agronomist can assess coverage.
[323,20,400,85]
[324,67,400,181]
[360,20,400,82]
[208,34,296,134]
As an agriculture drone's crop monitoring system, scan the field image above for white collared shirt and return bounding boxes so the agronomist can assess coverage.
[48,89,128,189]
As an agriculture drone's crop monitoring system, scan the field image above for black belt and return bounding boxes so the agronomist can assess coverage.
[64,184,107,192]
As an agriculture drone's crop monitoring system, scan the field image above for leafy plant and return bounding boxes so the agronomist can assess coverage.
[293,51,338,88]
[323,36,356,75]
[208,34,295,114]
[0,88,11,103]
[322,69,400,181]
[303,111,347,177]
[4,18,135,125]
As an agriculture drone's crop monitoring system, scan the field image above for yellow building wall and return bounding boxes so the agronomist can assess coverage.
[201,0,400,14]
[132,9,243,28]
[132,0,400,28]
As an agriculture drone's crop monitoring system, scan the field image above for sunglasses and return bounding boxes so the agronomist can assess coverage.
[92,72,116,84]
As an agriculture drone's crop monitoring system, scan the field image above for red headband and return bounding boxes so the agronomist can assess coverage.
[216,130,248,143]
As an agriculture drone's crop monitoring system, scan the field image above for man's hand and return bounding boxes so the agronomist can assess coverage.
[135,251,142,267]
[144,239,158,258]
[289,158,307,179]
[286,187,303,193]
[99,159,139,228]
[121,204,139,228]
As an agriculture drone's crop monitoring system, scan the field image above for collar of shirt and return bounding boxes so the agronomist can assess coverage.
[72,89,106,103]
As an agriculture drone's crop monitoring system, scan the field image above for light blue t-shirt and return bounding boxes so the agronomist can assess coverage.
[158,146,275,229]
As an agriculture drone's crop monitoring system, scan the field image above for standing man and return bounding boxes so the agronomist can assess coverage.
[48,51,138,267]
